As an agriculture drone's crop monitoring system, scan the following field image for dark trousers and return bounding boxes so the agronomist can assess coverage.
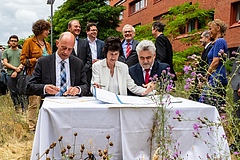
[7,75,26,110]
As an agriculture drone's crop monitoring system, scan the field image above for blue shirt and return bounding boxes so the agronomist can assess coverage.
[207,38,228,86]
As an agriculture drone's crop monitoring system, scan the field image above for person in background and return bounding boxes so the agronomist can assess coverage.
[118,24,139,67]
[189,30,213,101]
[86,22,105,63]
[27,32,89,97]
[20,19,52,132]
[2,35,25,113]
[68,20,92,85]
[129,40,169,96]
[152,21,177,81]
[199,19,228,114]
[91,37,154,96]
[230,46,240,118]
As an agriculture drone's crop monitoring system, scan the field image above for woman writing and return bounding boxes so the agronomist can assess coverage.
[91,37,154,96]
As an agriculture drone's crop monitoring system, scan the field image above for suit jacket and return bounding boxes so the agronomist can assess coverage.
[155,34,177,80]
[91,59,149,96]
[71,38,92,73]
[198,43,212,76]
[118,39,139,67]
[230,47,240,90]
[129,61,170,86]
[128,61,169,95]
[27,53,89,97]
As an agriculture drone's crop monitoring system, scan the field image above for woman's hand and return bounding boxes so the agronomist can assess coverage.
[92,82,104,89]
[11,71,17,78]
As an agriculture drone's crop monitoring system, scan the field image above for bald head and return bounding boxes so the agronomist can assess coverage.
[56,32,75,60]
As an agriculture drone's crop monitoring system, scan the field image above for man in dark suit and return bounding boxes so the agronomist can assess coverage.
[189,30,213,101]
[86,22,105,63]
[27,32,89,97]
[129,40,169,95]
[118,24,139,67]
[152,21,177,81]
[68,20,92,83]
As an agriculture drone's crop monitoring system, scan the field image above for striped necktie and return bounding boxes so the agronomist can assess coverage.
[59,60,67,96]
[126,42,131,58]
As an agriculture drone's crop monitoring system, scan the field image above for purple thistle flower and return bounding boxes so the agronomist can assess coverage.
[193,123,200,132]
[183,65,192,74]
[191,71,196,77]
[166,84,172,92]
[175,110,180,115]
[184,84,190,91]
[166,67,170,71]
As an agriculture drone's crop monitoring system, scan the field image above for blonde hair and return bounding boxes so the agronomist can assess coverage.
[208,19,227,38]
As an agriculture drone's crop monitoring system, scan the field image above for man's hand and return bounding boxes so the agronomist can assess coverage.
[64,87,80,96]
[141,82,155,96]
[11,71,17,78]
[45,85,60,95]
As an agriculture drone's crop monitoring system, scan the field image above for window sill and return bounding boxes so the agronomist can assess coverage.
[129,7,147,16]
[229,21,240,29]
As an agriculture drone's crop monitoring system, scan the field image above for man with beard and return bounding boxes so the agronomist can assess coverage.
[129,40,169,96]
[3,35,25,112]
[118,24,139,67]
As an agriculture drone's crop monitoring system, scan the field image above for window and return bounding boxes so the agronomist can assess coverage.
[153,12,168,21]
[119,11,123,20]
[188,19,196,32]
[130,0,147,14]
[231,1,240,24]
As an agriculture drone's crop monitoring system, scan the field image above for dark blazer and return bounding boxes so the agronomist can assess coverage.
[198,43,212,76]
[155,34,177,80]
[71,38,92,73]
[128,61,169,95]
[118,39,139,67]
[27,53,89,97]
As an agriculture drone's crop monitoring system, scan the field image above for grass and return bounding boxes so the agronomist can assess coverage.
[0,93,33,159]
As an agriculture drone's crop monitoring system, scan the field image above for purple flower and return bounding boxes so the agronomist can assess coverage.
[193,123,200,132]
[183,65,192,74]
[221,115,225,119]
[191,71,196,76]
[184,84,190,91]
[175,110,180,115]
[166,84,172,92]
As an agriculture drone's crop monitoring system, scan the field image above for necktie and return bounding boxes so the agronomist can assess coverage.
[59,61,67,96]
[126,42,131,58]
[145,69,150,84]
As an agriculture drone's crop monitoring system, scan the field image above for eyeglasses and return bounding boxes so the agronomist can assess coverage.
[124,30,132,33]
[90,29,98,32]
[10,40,18,42]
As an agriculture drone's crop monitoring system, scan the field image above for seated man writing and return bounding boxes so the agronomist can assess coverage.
[27,32,89,97]
[129,40,170,95]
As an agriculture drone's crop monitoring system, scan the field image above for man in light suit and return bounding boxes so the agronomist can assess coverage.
[27,32,89,97]
[129,40,169,95]
[118,24,139,67]
[68,20,92,84]
[152,21,177,81]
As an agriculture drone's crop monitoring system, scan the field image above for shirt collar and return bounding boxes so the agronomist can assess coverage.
[56,52,69,64]
[87,37,97,43]
[125,39,133,45]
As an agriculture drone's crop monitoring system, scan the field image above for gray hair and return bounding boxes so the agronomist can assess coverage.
[136,40,156,55]
[122,24,135,32]
[202,30,210,37]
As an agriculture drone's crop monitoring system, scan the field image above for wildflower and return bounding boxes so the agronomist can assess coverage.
[175,110,180,116]
[166,84,173,92]
[191,71,196,76]
[183,65,192,74]
[184,84,190,91]
[234,152,240,155]
[221,115,225,119]
[193,123,201,132]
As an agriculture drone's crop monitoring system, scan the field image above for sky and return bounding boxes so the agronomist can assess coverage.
[0,0,65,45]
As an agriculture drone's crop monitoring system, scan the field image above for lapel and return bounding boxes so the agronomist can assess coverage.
[101,59,110,91]
[49,54,56,85]
[150,62,158,77]
[115,61,123,94]
[136,64,145,85]
[96,40,100,59]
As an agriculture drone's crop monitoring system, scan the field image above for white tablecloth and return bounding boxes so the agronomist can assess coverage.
[31,96,230,160]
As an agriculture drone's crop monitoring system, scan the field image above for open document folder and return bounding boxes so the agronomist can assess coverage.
[93,87,153,104]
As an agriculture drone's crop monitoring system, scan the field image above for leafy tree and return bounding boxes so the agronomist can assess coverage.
[49,0,124,49]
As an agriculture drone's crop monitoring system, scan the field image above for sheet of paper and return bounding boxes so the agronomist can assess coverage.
[94,88,121,104]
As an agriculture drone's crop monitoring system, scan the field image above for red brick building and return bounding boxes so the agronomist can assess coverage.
[109,0,240,51]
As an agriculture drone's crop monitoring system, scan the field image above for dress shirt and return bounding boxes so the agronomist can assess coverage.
[122,40,133,58]
[74,37,78,55]
[55,53,70,95]
[87,37,97,60]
